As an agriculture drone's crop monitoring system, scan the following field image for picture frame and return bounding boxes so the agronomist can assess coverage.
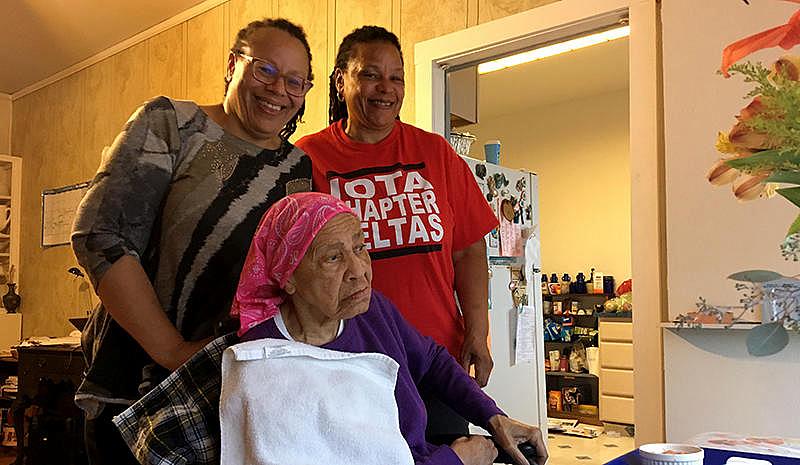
[41,181,90,247]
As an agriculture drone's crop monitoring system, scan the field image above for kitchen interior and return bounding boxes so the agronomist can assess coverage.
[446,27,635,462]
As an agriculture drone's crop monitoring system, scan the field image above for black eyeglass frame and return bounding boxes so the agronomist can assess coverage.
[234,52,313,97]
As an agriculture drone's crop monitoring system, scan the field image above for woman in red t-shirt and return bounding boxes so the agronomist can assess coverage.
[295,26,499,444]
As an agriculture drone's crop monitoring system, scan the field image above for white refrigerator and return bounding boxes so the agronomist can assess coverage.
[460,156,548,432]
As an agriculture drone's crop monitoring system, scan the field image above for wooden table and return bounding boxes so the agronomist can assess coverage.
[14,345,86,465]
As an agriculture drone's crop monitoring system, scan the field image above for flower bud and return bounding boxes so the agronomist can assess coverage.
[707,159,740,186]
[732,173,769,201]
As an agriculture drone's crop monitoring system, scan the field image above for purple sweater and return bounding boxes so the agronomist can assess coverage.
[241,290,504,465]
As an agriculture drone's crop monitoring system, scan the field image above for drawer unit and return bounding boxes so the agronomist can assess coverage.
[598,320,633,342]
[598,317,634,425]
[599,341,634,369]
[600,394,634,424]
[600,368,634,397]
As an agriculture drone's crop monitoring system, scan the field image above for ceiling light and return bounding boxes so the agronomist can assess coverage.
[477,25,630,75]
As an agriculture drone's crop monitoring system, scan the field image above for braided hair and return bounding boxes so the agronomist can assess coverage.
[329,26,403,125]
[225,18,314,141]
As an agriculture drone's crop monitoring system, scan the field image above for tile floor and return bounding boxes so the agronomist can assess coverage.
[542,431,635,465]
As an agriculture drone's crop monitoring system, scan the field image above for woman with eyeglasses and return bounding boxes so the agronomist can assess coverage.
[295,25,498,444]
[71,18,314,465]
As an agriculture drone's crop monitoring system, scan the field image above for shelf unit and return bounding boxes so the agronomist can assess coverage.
[543,292,609,426]
[545,371,596,379]
[545,292,613,300]
[0,155,20,309]
[546,408,603,425]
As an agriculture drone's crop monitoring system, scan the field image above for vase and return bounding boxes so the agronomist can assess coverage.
[2,283,20,313]
[762,278,800,328]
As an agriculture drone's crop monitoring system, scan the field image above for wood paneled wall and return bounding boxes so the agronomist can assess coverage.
[11,0,558,338]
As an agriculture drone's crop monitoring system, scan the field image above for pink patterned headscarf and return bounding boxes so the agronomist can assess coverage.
[231,192,355,335]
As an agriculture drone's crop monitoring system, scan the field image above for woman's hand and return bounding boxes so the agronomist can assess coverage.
[488,415,548,465]
[450,436,498,465]
[460,332,493,387]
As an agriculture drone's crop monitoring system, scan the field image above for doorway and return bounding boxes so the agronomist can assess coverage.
[413,0,663,450]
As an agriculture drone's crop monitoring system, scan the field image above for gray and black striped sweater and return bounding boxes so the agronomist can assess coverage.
[72,96,311,413]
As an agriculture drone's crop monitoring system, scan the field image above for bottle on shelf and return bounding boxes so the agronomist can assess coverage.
[560,273,571,295]
[592,270,604,294]
[541,273,549,295]
[548,273,561,295]
[574,272,588,294]
[603,275,616,295]
[559,353,569,372]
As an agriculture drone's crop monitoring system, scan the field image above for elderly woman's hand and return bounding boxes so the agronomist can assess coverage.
[450,436,498,465]
[488,415,548,465]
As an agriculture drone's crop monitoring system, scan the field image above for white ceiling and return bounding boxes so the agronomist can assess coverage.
[0,0,208,95]
[478,37,629,119]
[0,2,629,105]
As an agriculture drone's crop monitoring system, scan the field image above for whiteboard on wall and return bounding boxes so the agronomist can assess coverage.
[41,181,90,247]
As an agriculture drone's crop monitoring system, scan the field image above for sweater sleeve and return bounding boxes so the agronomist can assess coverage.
[415,444,464,465]
[381,295,504,429]
[71,97,181,289]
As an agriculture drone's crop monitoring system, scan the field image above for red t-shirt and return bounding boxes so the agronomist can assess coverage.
[296,120,498,358]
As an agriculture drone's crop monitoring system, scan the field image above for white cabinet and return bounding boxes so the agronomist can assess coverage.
[448,66,479,127]
[599,317,635,424]
[0,155,21,310]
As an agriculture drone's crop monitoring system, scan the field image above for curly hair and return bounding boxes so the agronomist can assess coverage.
[329,25,403,125]
[225,18,313,141]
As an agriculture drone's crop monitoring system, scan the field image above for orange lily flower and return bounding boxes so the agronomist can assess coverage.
[721,2,800,77]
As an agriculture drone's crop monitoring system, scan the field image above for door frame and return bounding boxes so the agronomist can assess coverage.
[413,0,665,443]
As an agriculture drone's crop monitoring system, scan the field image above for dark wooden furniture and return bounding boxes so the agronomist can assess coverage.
[15,345,86,465]
[0,357,18,464]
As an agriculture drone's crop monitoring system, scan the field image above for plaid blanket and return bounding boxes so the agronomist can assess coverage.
[113,333,238,465]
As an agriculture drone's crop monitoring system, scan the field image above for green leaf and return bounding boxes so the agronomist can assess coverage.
[788,213,800,237]
[767,170,800,185]
[777,186,800,208]
[746,322,789,356]
[727,270,785,282]
[726,149,800,173]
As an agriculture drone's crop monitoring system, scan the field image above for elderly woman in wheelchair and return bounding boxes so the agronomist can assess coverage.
[113,192,547,465]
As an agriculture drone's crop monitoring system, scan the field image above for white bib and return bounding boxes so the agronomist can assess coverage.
[220,338,414,465]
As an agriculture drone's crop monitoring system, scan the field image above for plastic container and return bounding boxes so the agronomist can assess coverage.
[585,347,600,376]
[484,140,501,164]
[638,444,704,465]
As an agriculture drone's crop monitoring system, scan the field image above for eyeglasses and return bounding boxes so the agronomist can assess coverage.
[235,52,313,97]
